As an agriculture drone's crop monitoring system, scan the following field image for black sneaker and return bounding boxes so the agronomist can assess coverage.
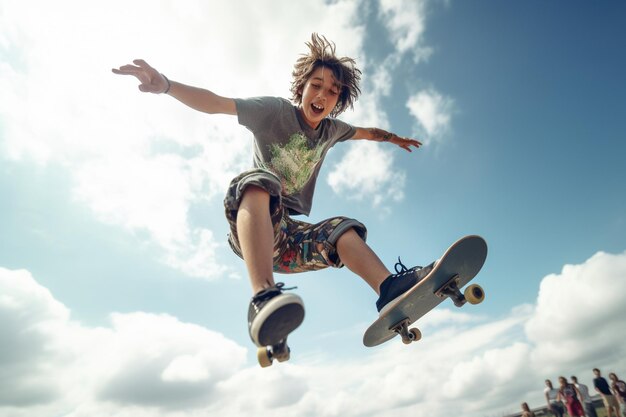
[376,258,434,313]
[248,283,305,347]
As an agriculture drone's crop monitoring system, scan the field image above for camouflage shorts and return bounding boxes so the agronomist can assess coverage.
[224,168,367,273]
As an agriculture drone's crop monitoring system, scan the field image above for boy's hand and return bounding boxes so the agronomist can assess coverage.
[387,134,422,152]
[367,128,422,152]
[112,59,169,94]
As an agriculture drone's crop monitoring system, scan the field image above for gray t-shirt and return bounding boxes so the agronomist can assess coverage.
[234,96,356,216]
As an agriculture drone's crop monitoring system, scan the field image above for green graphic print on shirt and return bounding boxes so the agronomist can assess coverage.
[262,132,325,196]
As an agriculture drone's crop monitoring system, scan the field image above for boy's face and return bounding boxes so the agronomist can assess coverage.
[298,66,340,129]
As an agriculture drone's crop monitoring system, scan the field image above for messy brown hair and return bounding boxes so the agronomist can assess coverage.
[291,33,362,118]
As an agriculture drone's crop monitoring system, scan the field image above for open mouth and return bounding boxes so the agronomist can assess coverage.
[311,103,324,115]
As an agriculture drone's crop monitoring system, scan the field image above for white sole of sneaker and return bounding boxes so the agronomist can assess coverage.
[379,293,404,316]
[250,293,305,347]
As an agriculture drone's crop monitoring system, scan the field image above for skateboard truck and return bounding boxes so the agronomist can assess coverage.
[435,274,485,307]
[435,275,466,307]
[257,339,290,368]
[390,318,422,345]
[388,277,485,346]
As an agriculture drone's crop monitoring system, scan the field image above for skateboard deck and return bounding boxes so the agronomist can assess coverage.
[363,235,487,347]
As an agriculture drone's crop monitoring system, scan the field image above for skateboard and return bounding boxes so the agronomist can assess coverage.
[257,338,290,368]
[363,235,487,347]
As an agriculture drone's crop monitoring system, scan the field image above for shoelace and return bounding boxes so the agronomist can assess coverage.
[252,282,297,303]
[250,282,297,315]
[394,257,422,276]
[275,282,297,291]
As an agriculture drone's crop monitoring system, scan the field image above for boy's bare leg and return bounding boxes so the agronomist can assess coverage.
[236,186,275,294]
[238,185,305,348]
[336,228,391,295]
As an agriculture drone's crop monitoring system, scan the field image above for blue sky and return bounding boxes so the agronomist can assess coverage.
[1,1,625,416]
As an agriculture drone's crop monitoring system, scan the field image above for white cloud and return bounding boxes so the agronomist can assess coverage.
[378,0,433,61]
[94,312,246,410]
[3,250,626,416]
[365,1,454,148]
[0,268,68,407]
[161,354,212,383]
[342,49,400,127]
[407,88,454,141]
[327,141,405,210]
[0,266,246,415]
[525,251,626,372]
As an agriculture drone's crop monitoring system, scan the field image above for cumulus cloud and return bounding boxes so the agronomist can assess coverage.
[0,268,68,407]
[95,312,246,409]
[525,251,626,373]
[378,0,433,61]
[3,249,626,416]
[407,88,455,141]
[0,267,246,416]
[327,141,406,210]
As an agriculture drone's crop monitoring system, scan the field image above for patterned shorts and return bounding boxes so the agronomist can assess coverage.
[224,169,367,273]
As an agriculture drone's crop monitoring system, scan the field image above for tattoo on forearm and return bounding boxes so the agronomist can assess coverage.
[369,128,394,142]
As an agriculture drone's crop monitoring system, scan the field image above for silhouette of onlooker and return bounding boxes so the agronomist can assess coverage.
[609,372,626,417]
[545,379,566,417]
[594,368,620,417]
[557,376,585,417]
[521,402,536,417]
[572,375,598,417]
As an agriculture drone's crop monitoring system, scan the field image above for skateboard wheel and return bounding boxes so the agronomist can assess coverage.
[401,328,421,344]
[409,328,422,342]
[464,284,484,305]
[257,347,273,368]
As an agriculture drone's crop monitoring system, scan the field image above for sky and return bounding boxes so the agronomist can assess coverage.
[1,0,625,416]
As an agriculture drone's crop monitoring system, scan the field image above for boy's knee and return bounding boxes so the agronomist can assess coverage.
[337,227,358,243]
[331,220,367,245]
[238,186,282,221]
[239,185,271,208]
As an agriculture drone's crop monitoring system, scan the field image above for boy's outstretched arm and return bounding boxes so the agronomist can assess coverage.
[351,127,422,152]
[112,59,236,115]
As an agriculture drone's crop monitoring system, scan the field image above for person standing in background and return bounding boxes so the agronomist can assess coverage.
[521,402,536,417]
[594,368,620,417]
[557,376,585,417]
[545,379,566,417]
[572,375,598,417]
[609,372,626,417]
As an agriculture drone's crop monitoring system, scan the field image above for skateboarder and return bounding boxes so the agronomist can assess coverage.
[113,33,423,352]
